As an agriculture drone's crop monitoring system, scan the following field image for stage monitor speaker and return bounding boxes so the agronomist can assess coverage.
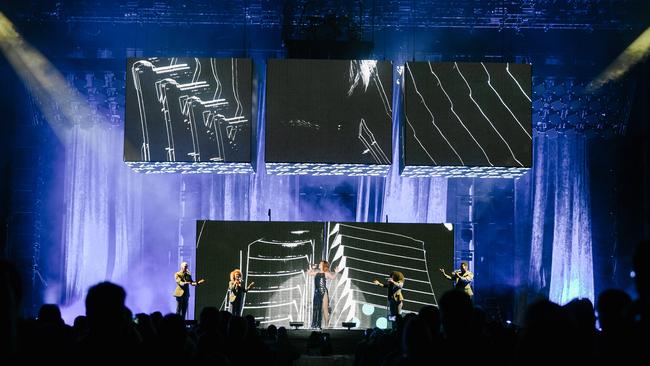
[289,321,304,330]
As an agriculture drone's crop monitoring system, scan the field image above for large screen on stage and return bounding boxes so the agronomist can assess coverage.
[403,61,531,176]
[265,59,393,175]
[125,57,252,166]
[195,221,453,329]
[325,222,453,329]
[195,221,325,326]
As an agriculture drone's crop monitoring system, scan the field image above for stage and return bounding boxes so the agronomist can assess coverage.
[285,328,365,355]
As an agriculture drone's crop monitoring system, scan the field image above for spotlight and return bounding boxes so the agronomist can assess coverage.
[587,26,650,92]
[289,321,304,330]
[342,322,357,330]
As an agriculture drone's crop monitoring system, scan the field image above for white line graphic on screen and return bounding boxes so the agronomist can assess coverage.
[244,238,314,325]
[346,287,436,306]
[131,64,150,160]
[227,59,245,142]
[350,278,434,292]
[507,63,532,102]
[249,285,305,294]
[327,224,438,328]
[231,59,243,118]
[348,60,392,119]
[374,71,392,119]
[192,58,201,83]
[359,118,390,164]
[481,63,532,140]
[131,60,190,160]
[406,63,463,164]
[372,63,393,119]
[180,95,230,161]
[156,79,210,161]
[341,245,426,261]
[130,58,248,162]
[210,58,223,100]
[454,62,523,167]
[429,62,493,165]
[405,115,437,164]
[196,220,207,248]
[348,60,374,95]
[347,267,432,284]
[178,77,247,160]
[259,317,293,324]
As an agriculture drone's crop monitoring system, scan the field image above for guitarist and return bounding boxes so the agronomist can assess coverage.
[228,269,254,316]
[173,262,203,319]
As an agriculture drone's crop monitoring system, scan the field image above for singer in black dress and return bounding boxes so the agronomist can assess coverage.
[307,261,338,329]
[228,268,254,316]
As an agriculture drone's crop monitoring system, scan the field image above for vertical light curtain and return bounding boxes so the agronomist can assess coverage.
[528,133,594,304]
[62,124,142,302]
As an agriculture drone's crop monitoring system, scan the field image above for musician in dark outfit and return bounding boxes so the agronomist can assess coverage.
[373,271,405,326]
[228,268,254,316]
[307,261,338,329]
[173,262,199,319]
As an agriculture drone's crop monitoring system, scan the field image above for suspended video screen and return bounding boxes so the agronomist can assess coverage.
[125,57,252,165]
[404,62,532,171]
[265,59,393,175]
[195,221,453,329]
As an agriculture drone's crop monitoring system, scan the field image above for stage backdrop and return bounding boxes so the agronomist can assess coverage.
[195,220,453,329]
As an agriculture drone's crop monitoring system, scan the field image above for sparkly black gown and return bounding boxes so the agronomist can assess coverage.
[311,273,328,328]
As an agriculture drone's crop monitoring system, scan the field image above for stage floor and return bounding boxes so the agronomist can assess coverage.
[285,328,365,355]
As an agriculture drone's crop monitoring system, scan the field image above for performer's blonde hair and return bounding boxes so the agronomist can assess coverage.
[230,269,242,282]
